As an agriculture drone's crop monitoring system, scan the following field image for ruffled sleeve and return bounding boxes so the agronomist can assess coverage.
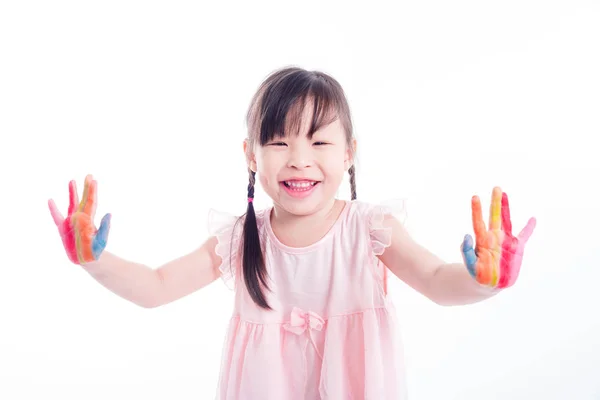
[207,208,243,290]
[365,199,408,296]
[368,199,408,256]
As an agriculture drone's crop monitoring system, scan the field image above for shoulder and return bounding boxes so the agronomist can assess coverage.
[206,206,270,259]
[345,199,407,227]
[207,206,270,234]
[343,199,407,254]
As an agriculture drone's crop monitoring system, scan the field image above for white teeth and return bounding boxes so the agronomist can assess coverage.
[285,181,317,188]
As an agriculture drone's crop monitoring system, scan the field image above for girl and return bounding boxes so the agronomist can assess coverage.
[48,66,536,399]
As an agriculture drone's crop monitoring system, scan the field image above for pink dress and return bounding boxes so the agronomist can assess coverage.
[208,200,407,399]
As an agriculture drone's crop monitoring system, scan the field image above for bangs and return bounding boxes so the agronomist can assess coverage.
[255,73,342,146]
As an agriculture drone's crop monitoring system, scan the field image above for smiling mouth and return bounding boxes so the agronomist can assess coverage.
[282,180,320,189]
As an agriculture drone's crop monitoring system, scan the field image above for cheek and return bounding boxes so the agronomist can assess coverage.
[256,154,280,187]
[322,152,346,178]
[258,174,271,192]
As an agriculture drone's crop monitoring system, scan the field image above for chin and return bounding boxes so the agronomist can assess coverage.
[278,201,322,216]
[272,184,339,216]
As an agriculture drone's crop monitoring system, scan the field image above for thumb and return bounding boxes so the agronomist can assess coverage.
[517,217,537,243]
[461,234,477,278]
[48,199,64,227]
[92,213,111,259]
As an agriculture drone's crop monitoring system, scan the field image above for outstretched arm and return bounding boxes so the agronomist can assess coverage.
[377,187,536,306]
[81,238,221,308]
[49,174,222,308]
[378,217,496,306]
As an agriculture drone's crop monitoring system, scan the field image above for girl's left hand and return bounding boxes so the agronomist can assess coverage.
[460,187,536,289]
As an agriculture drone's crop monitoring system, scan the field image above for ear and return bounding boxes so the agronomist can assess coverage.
[243,139,257,172]
[344,138,357,171]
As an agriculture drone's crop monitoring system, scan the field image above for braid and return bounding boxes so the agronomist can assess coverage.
[348,165,356,200]
[247,169,256,200]
[241,168,271,309]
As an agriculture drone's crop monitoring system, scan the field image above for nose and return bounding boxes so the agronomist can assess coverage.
[286,144,314,169]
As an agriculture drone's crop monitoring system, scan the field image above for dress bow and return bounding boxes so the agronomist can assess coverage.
[283,307,324,335]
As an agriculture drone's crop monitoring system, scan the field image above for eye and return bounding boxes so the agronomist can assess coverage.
[269,142,287,146]
[313,141,329,146]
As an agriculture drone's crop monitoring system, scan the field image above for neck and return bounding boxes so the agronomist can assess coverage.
[272,198,340,222]
[269,199,346,248]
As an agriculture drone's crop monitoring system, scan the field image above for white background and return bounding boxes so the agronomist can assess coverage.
[1,0,599,399]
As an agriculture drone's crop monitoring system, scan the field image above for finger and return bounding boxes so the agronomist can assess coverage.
[489,249,500,287]
[498,237,518,289]
[77,174,93,213]
[82,179,97,218]
[489,186,502,231]
[73,213,95,263]
[476,251,492,285]
[501,192,513,237]
[67,180,79,216]
[48,199,64,226]
[471,195,487,245]
[461,234,477,278]
[517,217,537,243]
[487,188,504,280]
[92,213,111,259]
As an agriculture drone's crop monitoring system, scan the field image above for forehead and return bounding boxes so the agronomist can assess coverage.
[290,101,341,134]
[258,93,343,145]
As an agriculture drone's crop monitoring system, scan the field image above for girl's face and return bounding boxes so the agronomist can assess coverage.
[245,105,354,217]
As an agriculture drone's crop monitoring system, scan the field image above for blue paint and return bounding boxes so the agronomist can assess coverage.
[93,213,111,259]
[461,234,477,277]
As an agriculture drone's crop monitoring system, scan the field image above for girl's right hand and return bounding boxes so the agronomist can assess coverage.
[48,174,111,265]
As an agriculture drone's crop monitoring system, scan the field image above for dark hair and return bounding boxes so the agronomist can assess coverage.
[239,66,357,309]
